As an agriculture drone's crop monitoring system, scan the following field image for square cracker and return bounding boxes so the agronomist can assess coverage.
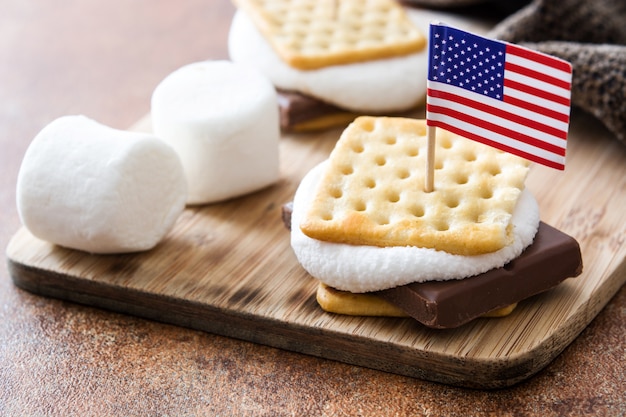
[300,117,531,255]
[232,0,426,70]
[316,282,518,318]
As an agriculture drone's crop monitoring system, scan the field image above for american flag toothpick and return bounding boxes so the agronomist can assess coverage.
[424,23,573,191]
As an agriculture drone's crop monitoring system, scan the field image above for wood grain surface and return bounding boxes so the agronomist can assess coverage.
[3,2,626,414]
[7,109,626,389]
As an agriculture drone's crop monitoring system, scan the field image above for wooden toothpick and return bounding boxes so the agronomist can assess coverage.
[327,0,337,20]
[425,125,436,192]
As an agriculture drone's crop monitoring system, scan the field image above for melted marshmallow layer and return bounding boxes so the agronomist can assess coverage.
[291,161,540,293]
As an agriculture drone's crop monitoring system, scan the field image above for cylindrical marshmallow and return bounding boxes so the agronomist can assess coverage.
[151,60,281,205]
[16,115,187,254]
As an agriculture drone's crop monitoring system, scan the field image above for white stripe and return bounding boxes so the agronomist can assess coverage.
[428,82,569,129]
[503,86,571,115]
[505,70,571,99]
[427,95,567,149]
[506,53,572,83]
[426,112,566,165]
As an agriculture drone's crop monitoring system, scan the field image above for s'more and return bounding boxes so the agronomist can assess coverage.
[228,0,429,131]
[284,116,582,328]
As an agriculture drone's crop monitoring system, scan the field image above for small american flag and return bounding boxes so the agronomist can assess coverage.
[426,23,573,170]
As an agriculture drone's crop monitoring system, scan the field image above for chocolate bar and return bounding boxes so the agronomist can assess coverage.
[282,202,583,328]
[282,201,294,230]
[376,222,583,328]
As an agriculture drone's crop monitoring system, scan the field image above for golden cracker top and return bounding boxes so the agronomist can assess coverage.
[232,0,426,70]
[300,117,531,256]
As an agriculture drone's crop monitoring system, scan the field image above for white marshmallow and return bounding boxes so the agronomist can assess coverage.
[16,115,187,254]
[227,10,428,113]
[151,60,280,205]
[291,161,540,293]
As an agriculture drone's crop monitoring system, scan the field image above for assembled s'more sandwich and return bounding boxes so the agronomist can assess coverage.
[283,116,582,328]
[228,0,429,131]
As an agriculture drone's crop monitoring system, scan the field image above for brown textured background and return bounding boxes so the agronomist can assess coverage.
[0,1,624,415]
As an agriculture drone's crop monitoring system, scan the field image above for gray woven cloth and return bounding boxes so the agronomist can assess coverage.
[488,0,626,144]
[487,0,626,44]
[408,0,626,144]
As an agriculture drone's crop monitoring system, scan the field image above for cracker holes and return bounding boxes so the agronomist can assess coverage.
[340,165,354,176]
[385,136,397,145]
[444,195,460,209]
[406,147,419,157]
[386,191,400,203]
[488,165,502,176]
[283,22,306,36]
[360,119,375,132]
[364,178,376,189]
[481,187,494,199]
[353,200,367,212]
[351,141,364,153]
[396,168,410,179]
[454,173,469,185]
[434,221,450,232]
[374,155,386,166]
[316,40,330,50]
[439,138,453,149]
[409,205,425,218]
[463,151,477,162]
[376,4,392,14]
[469,211,481,224]
[328,188,343,199]
[299,3,314,12]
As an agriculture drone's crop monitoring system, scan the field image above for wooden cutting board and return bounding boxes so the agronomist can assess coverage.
[7,111,626,388]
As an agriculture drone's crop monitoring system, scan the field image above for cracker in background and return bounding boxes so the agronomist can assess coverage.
[300,117,531,256]
[232,0,426,70]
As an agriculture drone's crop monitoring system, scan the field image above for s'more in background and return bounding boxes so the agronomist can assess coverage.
[228,0,429,131]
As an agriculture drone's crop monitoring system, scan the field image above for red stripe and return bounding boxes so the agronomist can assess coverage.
[427,119,565,170]
[504,78,571,107]
[504,61,571,90]
[506,43,572,73]
[427,88,567,140]
[427,103,566,156]
[503,95,570,124]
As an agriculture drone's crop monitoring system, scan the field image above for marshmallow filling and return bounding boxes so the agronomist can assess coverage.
[291,161,540,293]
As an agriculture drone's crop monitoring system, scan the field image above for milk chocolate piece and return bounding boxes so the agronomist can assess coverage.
[282,201,293,230]
[277,89,350,131]
[376,222,583,329]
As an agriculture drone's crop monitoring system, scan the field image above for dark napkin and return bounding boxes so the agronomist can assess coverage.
[408,0,626,144]
[488,0,626,144]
